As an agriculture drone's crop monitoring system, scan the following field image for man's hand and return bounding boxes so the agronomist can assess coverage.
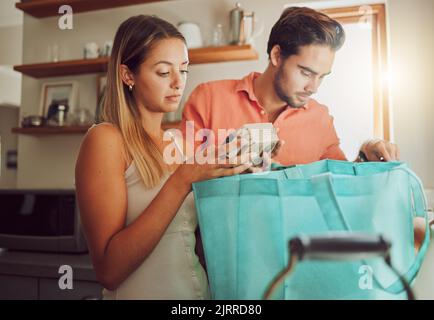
[359,139,400,162]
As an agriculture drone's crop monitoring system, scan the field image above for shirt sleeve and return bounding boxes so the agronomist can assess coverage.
[320,114,348,161]
[181,83,211,151]
[321,143,347,161]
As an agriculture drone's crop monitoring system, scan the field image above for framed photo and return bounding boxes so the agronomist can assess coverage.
[6,150,17,169]
[39,81,78,118]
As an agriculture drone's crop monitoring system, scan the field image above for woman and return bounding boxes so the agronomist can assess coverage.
[75,15,252,299]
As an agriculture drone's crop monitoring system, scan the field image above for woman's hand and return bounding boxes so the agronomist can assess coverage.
[173,144,253,190]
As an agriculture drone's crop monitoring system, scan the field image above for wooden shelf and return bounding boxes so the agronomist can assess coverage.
[12,125,91,135]
[162,120,181,130]
[188,45,258,64]
[14,57,109,78]
[16,0,161,18]
[14,45,258,78]
[12,121,181,135]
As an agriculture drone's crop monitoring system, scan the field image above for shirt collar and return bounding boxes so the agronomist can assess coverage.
[235,71,309,110]
[235,71,261,103]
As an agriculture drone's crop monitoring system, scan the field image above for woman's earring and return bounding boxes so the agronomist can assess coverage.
[129,84,133,91]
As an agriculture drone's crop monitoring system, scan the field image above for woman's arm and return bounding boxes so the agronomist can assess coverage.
[75,125,191,290]
[75,125,251,290]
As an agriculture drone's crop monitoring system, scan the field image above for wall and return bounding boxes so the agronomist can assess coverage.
[386,0,434,188]
[16,0,434,189]
[0,66,21,106]
[0,25,22,66]
[0,106,19,188]
[0,18,22,188]
[0,24,23,107]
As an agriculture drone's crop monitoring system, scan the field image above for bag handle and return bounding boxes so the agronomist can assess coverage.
[386,166,430,291]
[400,167,428,218]
[310,170,430,294]
[310,173,351,231]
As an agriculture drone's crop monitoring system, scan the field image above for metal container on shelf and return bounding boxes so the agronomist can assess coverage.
[229,2,255,45]
[229,2,243,44]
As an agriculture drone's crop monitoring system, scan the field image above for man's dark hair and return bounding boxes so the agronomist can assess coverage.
[267,7,345,58]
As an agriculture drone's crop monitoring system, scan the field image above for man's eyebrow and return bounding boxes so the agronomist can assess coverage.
[297,64,331,76]
[153,60,189,66]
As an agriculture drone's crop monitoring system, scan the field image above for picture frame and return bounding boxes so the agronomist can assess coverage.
[6,150,17,169]
[39,81,78,118]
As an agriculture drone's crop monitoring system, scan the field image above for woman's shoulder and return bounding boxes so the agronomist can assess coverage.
[80,122,130,170]
[87,121,118,133]
[85,122,124,146]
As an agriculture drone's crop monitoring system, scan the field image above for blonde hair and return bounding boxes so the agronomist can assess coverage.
[101,15,185,188]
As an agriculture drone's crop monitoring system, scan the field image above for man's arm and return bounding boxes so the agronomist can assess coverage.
[319,112,348,161]
[320,142,347,161]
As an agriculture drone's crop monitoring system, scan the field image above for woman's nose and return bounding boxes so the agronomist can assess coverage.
[171,72,184,90]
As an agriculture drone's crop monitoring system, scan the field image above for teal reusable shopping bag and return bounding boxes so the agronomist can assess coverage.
[192,160,430,299]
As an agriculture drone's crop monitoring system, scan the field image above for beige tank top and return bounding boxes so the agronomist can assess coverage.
[88,123,210,299]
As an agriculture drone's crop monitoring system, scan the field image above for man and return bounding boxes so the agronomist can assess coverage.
[182,7,427,256]
[181,6,399,164]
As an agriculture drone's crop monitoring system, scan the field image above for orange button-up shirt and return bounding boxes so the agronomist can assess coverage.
[181,72,347,165]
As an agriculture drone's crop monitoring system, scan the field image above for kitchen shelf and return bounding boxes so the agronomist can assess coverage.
[13,45,258,78]
[11,121,181,135]
[16,0,162,18]
[12,125,91,135]
[14,57,109,78]
[162,120,181,131]
[188,45,258,65]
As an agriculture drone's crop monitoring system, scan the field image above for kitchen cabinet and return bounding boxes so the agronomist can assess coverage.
[0,275,39,300]
[39,278,102,300]
[0,275,102,300]
[0,249,103,300]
